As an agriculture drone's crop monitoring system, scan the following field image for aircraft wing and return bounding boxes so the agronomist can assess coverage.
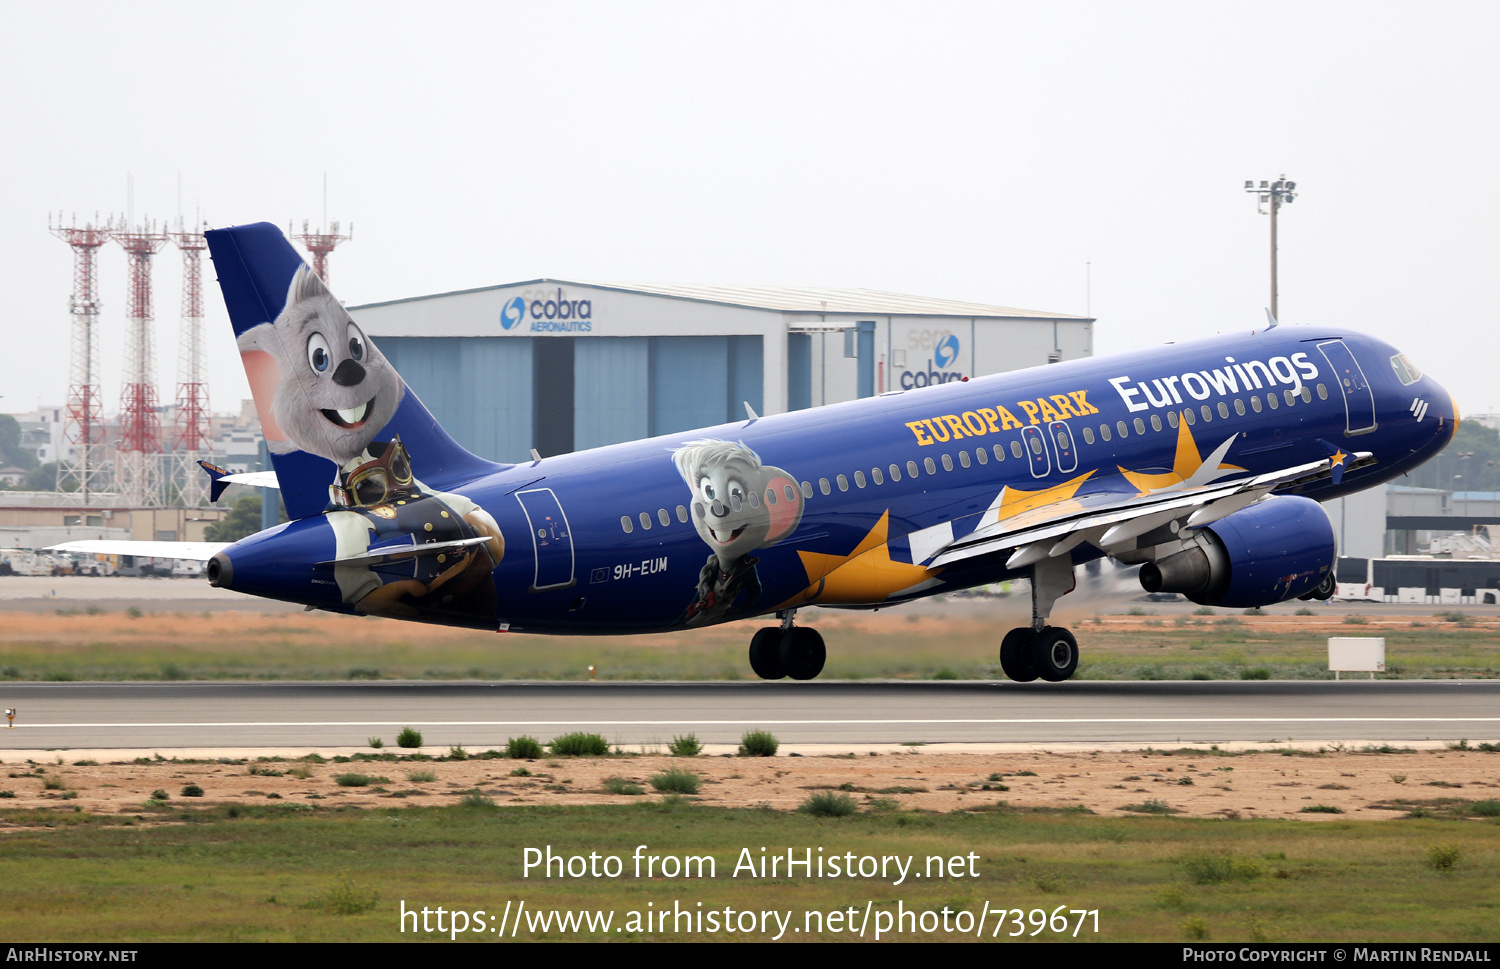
[928,449,1374,570]
[46,541,231,563]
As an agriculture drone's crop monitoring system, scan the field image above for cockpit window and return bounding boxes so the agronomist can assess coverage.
[1391,352,1422,385]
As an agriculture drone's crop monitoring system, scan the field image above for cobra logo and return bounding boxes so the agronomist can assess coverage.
[501,296,526,330]
[934,334,960,368]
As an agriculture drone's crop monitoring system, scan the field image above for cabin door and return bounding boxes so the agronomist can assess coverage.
[515,488,577,591]
[1316,340,1377,436]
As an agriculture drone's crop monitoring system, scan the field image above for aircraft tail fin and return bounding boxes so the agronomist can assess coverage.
[206,222,505,520]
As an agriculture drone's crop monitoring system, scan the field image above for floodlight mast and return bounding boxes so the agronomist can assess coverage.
[1244,176,1297,318]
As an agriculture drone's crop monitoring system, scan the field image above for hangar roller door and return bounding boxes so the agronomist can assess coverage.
[575,337,650,450]
[649,335,763,437]
[377,336,534,464]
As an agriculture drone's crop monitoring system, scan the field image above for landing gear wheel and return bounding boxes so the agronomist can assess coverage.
[748,627,786,680]
[780,626,826,681]
[1300,573,1337,601]
[999,627,1039,682]
[1031,626,1079,682]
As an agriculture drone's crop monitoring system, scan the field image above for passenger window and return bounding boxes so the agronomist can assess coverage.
[924,457,936,474]
[855,471,866,488]
[1233,399,1245,416]
[819,477,831,495]
[1116,420,1128,438]
[765,488,778,505]
[958,451,971,468]
[639,512,652,530]
[676,505,688,523]
[1184,408,1195,425]
[658,508,670,526]
[1133,417,1146,434]
[1100,423,1112,441]
[1082,426,1095,444]
[872,467,885,485]
[1150,414,1162,432]
[1010,441,1023,459]
[1028,436,1043,455]
[1316,383,1328,400]
[1284,389,1296,406]
[1200,404,1212,422]
[1301,386,1312,402]
[1267,392,1279,410]
[975,447,988,465]
[1250,395,1262,413]
[621,516,633,534]
[748,490,760,508]
[908,460,920,477]
[837,474,849,492]
[1217,401,1229,418]
[1167,411,1179,428]
[941,454,953,471]
[799,481,812,499]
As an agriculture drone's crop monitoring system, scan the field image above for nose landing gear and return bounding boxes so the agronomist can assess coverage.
[748,611,826,680]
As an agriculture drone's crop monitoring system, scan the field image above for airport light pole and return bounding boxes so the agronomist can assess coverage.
[1244,176,1297,319]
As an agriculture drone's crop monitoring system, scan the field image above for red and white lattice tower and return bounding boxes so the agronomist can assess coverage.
[290,219,351,287]
[50,215,113,503]
[111,220,169,507]
[169,224,213,505]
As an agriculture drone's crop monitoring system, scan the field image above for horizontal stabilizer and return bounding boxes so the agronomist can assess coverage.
[46,540,231,563]
[199,460,279,502]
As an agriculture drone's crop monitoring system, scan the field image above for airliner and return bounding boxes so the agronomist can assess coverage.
[54,222,1457,683]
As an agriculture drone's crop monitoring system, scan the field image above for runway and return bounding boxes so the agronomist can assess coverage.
[1,679,1497,751]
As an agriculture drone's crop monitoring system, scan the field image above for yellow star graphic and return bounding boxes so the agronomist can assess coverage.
[1118,413,1244,494]
[778,511,939,607]
[983,471,1096,532]
[1330,449,1347,467]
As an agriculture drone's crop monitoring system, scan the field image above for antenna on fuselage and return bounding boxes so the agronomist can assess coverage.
[743,401,760,422]
[1264,307,1279,330]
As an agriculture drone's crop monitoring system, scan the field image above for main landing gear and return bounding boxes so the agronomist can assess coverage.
[748,611,826,681]
[1000,555,1081,683]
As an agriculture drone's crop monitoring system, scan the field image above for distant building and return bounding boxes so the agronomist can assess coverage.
[349,280,1093,463]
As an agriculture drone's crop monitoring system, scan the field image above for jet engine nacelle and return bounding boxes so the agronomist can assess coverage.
[1138,495,1336,608]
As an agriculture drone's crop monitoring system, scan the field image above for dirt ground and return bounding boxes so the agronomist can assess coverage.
[2,746,1496,821]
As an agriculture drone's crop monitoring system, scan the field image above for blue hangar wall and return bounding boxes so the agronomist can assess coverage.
[377,334,763,464]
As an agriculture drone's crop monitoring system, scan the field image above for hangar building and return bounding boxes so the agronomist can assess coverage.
[348,281,1093,464]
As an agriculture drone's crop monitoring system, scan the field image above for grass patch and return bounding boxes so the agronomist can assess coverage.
[334,774,390,788]
[395,727,423,749]
[648,768,700,795]
[1120,799,1179,814]
[668,734,702,757]
[603,776,645,796]
[738,730,779,757]
[1,804,1500,939]
[1181,853,1261,884]
[550,733,610,757]
[506,736,544,759]
[797,791,858,817]
[1300,805,1344,814]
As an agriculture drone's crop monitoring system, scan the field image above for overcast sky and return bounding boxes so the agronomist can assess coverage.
[1,1,1495,420]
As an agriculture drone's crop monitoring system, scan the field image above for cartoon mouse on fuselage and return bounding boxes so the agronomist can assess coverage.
[672,439,804,625]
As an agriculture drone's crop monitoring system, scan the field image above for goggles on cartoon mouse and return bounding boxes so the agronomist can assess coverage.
[330,437,414,507]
